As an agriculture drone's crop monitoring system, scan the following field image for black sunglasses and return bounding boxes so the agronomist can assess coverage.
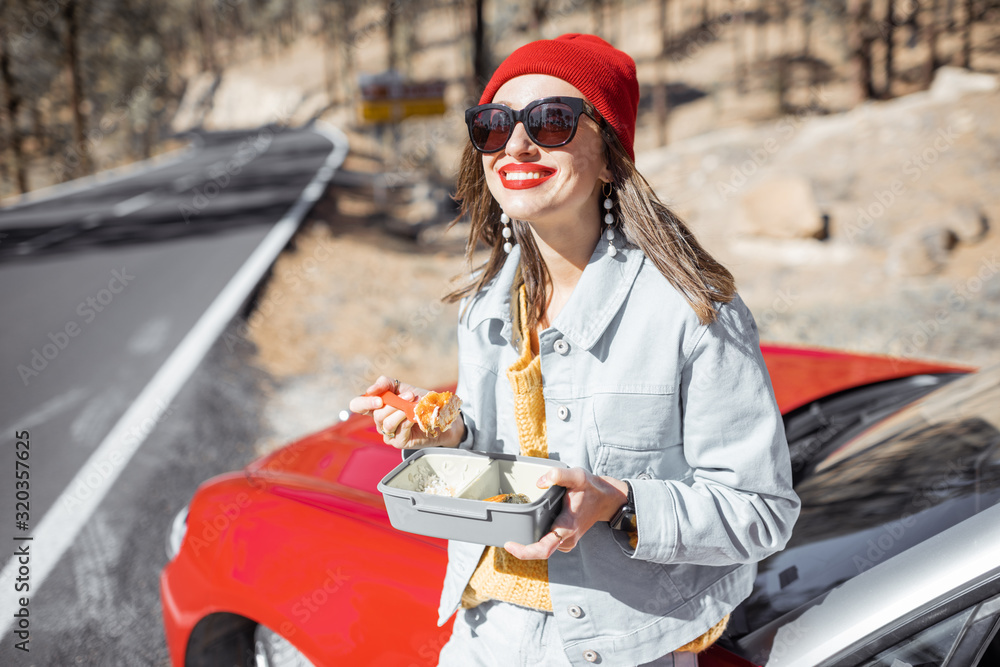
[465,96,598,153]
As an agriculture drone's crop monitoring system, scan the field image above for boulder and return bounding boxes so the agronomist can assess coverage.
[886,227,958,276]
[930,67,999,103]
[738,176,825,239]
[946,205,989,244]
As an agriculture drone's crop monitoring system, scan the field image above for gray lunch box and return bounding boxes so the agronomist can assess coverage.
[377,448,568,547]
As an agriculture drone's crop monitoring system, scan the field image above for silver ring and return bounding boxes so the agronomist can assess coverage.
[392,378,400,393]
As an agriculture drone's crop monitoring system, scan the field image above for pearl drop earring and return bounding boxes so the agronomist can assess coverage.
[501,211,513,254]
[603,183,617,258]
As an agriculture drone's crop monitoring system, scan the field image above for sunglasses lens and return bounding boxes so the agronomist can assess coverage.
[471,108,512,152]
[527,102,576,146]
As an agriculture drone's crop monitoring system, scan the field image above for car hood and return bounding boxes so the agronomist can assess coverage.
[759,342,973,413]
[246,418,405,496]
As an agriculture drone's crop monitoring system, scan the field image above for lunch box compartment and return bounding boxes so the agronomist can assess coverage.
[378,448,568,547]
[455,459,557,502]
[381,451,492,497]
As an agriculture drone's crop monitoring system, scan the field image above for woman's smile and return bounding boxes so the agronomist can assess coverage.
[499,163,557,189]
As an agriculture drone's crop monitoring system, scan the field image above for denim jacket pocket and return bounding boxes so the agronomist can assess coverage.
[661,561,746,601]
[588,524,684,616]
[590,392,686,479]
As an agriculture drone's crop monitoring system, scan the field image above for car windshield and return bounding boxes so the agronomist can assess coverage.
[732,364,1000,635]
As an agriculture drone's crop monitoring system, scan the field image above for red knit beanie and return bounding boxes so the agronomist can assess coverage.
[479,34,640,161]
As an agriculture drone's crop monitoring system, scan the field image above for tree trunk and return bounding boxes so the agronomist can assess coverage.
[320,3,337,102]
[0,30,27,194]
[776,54,789,113]
[961,0,973,68]
[31,104,47,156]
[472,0,489,95]
[803,0,815,57]
[338,2,357,110]
[848,0,877,102]
[662,0,671,45]
[386,0,397,73]
[142,114,155,160]
[64,0,91,179]
[197,0,218,73]
[925,0,941,86]
[732,0,748,94]
[529,0,549,39]
[756,0,767,62]
[883,0,896,98]
[773,0,787,53]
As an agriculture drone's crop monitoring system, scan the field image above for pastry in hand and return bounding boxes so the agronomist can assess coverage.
[379,389,463,437]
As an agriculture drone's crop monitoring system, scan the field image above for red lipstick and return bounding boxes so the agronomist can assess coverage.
[498,163,556,190]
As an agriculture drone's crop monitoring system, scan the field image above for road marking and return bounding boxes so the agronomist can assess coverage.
[111,192,155,217]
[0,123,350,637]
[172,173,199,192]
[0,387,89,434]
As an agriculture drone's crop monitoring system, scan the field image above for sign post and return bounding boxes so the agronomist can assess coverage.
[359,71,447,124]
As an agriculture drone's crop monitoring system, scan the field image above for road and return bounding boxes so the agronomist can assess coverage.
[0,123,347,664]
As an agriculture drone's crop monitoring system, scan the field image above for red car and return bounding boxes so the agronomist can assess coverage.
[160,343,983,666]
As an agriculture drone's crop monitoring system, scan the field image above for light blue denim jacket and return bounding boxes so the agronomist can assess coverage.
[438,242,801,666]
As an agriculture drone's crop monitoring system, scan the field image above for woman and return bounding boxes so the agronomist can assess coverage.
[350,34,800,667]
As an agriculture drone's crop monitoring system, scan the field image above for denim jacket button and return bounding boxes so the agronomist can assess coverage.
[583,649,599,662]
[567,604,583,618]
[557,406,570,421]
[554,338,570,355]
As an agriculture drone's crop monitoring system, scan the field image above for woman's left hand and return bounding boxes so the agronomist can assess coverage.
[504,467,629,560]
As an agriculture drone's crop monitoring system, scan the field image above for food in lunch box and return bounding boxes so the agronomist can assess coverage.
[483,493,531,504]
[412,469,456,497]
[379,389,463,437]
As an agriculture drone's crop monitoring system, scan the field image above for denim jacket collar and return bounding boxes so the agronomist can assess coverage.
[464,241,645,351]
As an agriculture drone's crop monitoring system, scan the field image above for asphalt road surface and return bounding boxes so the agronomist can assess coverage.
[0,124,345,665]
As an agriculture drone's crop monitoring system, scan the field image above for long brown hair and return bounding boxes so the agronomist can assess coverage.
[445,120,735,327]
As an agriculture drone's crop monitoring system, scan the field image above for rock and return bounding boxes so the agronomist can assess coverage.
[206,74,303,129]
[930,67,999,103]
[738,176,825,239]
[947,206,989,244]
[886,227,958,276]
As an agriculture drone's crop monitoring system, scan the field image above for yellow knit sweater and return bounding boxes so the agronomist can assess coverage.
[461,284,552,611]
[459,285,729,653]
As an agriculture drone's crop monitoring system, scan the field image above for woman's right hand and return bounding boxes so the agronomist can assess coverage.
[348,375,465,450]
